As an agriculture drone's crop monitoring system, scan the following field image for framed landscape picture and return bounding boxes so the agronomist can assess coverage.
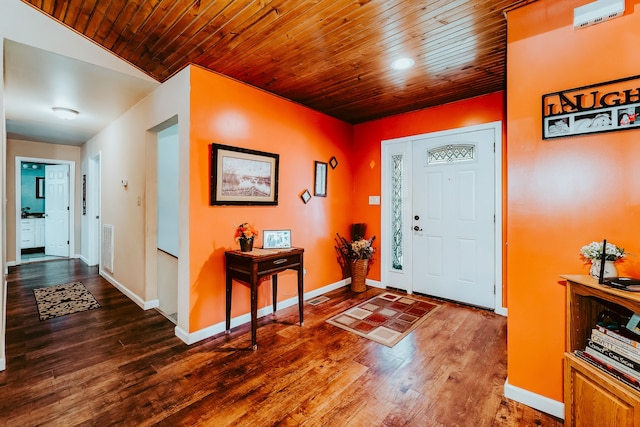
[210,143,279,205]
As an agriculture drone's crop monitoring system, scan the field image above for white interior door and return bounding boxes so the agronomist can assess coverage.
[45,164,70,257]
[411,128,495,308]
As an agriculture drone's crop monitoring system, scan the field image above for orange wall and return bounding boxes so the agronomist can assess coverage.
[507,0,640,402]
[188,66,354,332]
[352,92,506,283]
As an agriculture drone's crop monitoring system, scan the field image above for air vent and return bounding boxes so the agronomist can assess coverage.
[101,224,114,274]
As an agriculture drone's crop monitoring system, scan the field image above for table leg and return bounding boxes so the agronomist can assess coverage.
[251,279,258,350]
[272,274,278,315]
[225,273,232,334]
[297,265,304,326]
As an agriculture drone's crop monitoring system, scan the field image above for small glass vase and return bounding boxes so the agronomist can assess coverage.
[590,259,618,279]
[239,237,254,252]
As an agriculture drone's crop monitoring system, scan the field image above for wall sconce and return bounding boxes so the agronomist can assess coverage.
[52,107,79,120]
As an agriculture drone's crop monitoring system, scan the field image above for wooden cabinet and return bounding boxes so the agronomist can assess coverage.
[563,275,640,426]
[21,218,44,249]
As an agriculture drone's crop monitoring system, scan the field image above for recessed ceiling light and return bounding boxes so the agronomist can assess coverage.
[391,57,415,70]
[52,107,79,120]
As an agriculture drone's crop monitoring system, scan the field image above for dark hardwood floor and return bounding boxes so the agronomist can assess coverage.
[0,259,563,426]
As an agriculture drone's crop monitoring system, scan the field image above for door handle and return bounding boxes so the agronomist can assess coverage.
[413,226,422,231]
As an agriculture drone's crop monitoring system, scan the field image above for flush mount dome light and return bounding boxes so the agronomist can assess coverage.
[391,57,415,70]
[52,107,79,120]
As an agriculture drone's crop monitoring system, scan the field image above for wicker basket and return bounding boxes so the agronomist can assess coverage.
[351,259,368,292]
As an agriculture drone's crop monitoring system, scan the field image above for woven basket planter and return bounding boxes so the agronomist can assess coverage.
[351,259,368,292]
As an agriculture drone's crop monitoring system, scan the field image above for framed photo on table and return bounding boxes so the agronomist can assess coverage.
[263,230,292,249]
[210,143,279,205]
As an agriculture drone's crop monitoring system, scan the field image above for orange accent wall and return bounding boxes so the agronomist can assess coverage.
[188,66,354,332]
[352,92,506,284]
[507,0,640,401]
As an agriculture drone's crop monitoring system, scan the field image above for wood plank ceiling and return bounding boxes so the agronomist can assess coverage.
[21,0,533,124]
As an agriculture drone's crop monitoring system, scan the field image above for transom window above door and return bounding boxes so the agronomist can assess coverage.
[427,144,475,165]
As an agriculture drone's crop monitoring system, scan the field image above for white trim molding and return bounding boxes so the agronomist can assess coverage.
[504,378,564,419]
[99,270,159,310]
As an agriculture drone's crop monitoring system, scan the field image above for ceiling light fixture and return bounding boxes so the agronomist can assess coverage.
[391,57,415,70]
[52,107,79,120]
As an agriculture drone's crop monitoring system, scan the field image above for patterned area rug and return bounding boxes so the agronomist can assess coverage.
[327,292,441,347]
[33,282,101,320]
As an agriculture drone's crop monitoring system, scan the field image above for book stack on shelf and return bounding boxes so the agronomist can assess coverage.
[575,311,640,391]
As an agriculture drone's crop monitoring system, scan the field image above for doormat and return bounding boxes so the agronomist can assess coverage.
[33,281,101,320]
[326,292,441,347]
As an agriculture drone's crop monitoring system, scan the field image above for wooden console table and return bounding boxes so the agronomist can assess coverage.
[225,248,304,350]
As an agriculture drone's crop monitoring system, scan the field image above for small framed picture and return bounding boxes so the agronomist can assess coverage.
[314,161,327,197]
[36,177,45,199]
[263,229,292,249]
[329,156,338,169]
[300,189,311,204]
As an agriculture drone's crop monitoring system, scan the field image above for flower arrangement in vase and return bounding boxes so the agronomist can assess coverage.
[235,223,258,252]
[335,223,376,292]
[580,241,626,279]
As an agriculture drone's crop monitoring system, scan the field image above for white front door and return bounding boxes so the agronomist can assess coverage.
[45,164,70,257]
[411,128,495,308]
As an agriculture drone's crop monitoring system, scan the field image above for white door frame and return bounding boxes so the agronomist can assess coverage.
[381,121,505,315]
[14,156,75,264]
[87,153,101,266]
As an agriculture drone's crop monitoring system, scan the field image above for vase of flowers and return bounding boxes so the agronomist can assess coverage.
[235,223,258,252]
[336,225,376,292]
[580,241,626,279]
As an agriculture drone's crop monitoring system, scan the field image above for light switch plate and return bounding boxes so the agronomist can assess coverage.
[369,195,380,205]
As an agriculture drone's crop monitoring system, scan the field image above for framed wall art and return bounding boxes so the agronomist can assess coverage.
[329,156,338,169]
[314,161,327,197]
[36,177,45,199]
[210,143,279,205]
[542,74,640,139]
[82,174,86,215]
[300,189,311,204]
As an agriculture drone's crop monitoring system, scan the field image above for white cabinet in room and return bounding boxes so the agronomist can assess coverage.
[35,219,45,247]
[21,219,35,248]
[21,218,45,249]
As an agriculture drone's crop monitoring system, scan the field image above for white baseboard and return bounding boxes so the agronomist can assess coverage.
[176,278,351,345]
[99,270,159,310]
[366,278,384,289]
[504,378,564,419]
[0,355,5,371]
[78,255,98,267]
[495,306,508,316]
